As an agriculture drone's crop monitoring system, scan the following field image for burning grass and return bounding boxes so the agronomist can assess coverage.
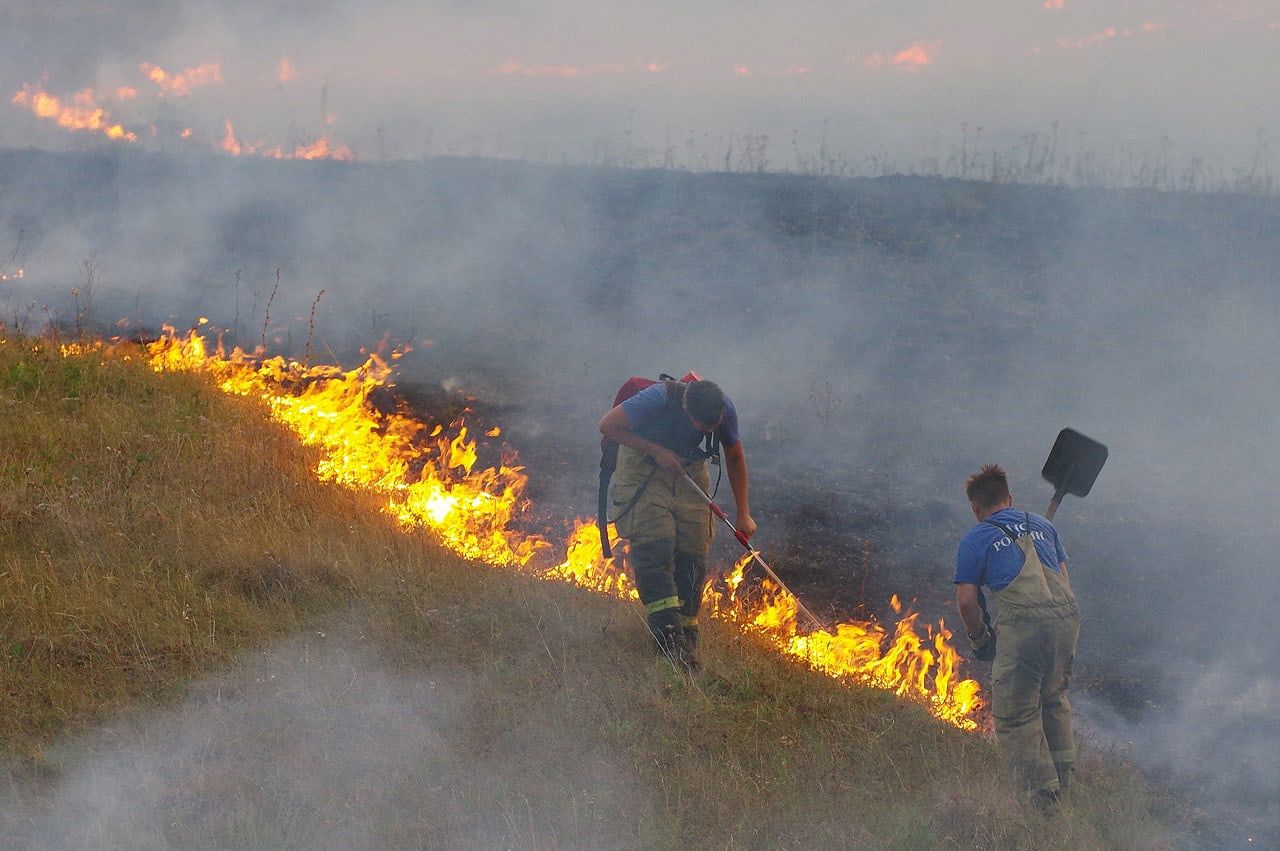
[0,333,411,751]
[0,331,1179,847]
[140,325,982,730]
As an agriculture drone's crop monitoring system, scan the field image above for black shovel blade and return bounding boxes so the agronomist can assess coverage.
[1042,428,1108,497]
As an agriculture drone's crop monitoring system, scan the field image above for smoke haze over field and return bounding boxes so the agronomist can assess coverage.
[4,147,1278,843]
[0,623,649,849]
[2,2,1279,174]
[3,1,1280,844]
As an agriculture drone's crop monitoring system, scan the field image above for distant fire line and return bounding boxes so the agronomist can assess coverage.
[9,62,355,162]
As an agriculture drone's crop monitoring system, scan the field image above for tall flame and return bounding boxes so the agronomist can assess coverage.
[141,326,981,729]
[146,327,536,565]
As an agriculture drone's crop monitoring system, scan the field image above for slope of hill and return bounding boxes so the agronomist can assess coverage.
[7,146,1276,844]
[0,335,1175,848]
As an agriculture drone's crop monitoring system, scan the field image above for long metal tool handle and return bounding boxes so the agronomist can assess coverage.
[678,469,825,631]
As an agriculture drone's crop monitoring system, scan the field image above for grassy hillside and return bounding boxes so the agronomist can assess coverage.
[0,335,1177,848]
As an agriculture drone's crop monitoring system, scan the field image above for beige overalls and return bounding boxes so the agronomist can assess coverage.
[990,521,1081,794]
[611,445,712,552]
[610,445,714,629]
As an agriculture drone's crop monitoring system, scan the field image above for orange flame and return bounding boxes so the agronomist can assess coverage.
[705,556,981,729]
[544,519,635,598]
[11,65,351,159]
[139,62,223,96]
[145,326,540,565]
[277,58,299,84]
[865,41,941,69]
[221,119,243,155]
[10,84,137,142]
[292,135,354,161]
[140,327,982,729]
[221,119,354,161]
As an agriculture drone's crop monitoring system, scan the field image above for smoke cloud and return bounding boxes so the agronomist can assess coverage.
[0,621,646,849]
[3,2,1278,171]
[3,2,1280,844]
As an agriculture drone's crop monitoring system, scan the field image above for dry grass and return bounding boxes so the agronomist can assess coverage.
[0,336,407,754]
[0,336,1180,848]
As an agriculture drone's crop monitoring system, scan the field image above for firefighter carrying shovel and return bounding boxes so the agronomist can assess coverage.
[598,378,755,668]
[955,464,1081,805]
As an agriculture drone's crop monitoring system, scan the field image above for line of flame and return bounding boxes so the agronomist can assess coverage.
[222,119,354,161]
[7,80,352,161]
[141,326,982,729]
[553,521,982,730]
[11,84,137,142]
[139,62,223,97]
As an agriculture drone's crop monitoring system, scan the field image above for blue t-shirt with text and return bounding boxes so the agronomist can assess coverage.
[620,382,740,459]
[954,508,1068,592]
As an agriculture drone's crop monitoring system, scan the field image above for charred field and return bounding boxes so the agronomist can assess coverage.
[3,146,1279,846]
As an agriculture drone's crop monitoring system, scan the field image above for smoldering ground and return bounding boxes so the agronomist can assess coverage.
[0,615,649,850]
[3,148,1279,844]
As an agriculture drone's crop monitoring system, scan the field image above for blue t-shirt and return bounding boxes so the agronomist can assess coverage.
[620,382,740,458]
[954,508,1068,592]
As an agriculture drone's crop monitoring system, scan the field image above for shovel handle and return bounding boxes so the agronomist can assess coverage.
[1044,484,1068,521]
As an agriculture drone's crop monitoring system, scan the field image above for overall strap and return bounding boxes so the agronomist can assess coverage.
[984,519,1021,540]
[974,518,1021,634]
[980,515,1033,620]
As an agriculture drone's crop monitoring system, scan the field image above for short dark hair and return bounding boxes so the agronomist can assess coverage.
[684,380,726,428]
[966,464,1010,510]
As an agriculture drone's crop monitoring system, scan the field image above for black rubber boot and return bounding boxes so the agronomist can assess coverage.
[678,622,700,670]
[674,552,709,620]
[673,551,707,670]
[646,608,684,660]
[631,538,684,660]
[1031,786,1061,814]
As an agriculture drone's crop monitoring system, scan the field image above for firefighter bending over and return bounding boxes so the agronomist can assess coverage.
[598,379,755,667]
[955,464,1081,804]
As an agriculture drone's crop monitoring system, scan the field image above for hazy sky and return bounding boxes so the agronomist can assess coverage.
[2,1,1277,172]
